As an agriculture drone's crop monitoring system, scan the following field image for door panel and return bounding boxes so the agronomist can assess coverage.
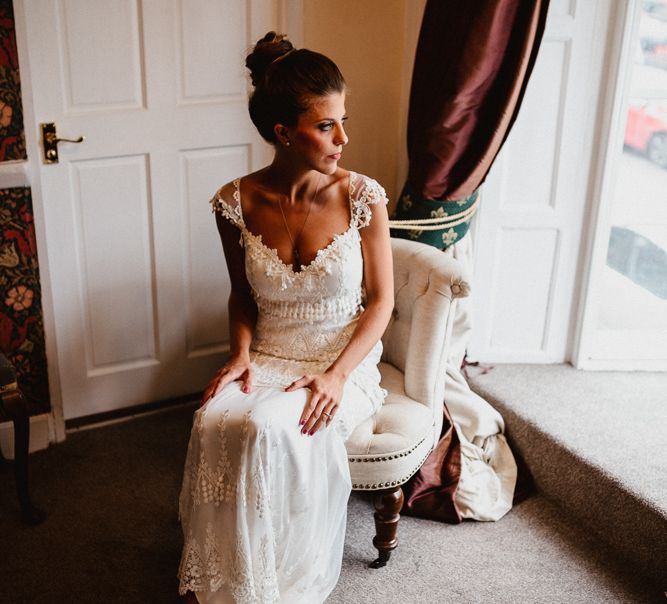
[176,0,247,102]
[72,154,157,371]
[20,0,275,419]
[57,0,145,111]
[489,228,559,351]
[181,144,250,358]
[500,40,568,211]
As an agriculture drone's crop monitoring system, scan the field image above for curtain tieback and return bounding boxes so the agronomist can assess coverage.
[388,195,480,231]
[389,183,480,249]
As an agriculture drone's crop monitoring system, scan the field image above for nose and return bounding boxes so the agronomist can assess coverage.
[334,122,348,147]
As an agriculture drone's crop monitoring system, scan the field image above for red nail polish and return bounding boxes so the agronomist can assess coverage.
[309,430,314,436]
[299,419,305,425]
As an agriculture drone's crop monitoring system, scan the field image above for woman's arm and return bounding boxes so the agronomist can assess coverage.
[201,212,258,403]
[329,199,394,378]
[288,199,394,433]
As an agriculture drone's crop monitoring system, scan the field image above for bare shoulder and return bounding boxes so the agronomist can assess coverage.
[321,167,350,201]
[217,179,238,202]
[238,168,271,192]
[215,170,271,219]
[236,168,278,211]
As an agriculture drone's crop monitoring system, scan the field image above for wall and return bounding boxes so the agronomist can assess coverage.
[303,0,410,204]
[0,0,49,413]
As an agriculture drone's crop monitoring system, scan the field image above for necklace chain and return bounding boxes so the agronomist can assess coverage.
[278,174,322,270]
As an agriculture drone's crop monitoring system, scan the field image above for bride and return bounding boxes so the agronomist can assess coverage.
[178,32,393,603]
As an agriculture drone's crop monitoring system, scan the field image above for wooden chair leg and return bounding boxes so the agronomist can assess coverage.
[370,485,404,568]
[1,390,46,525]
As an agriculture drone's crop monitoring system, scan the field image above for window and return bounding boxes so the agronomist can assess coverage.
[576,0,667,370]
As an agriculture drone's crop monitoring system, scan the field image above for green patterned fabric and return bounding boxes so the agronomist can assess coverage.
[390,181,478,250]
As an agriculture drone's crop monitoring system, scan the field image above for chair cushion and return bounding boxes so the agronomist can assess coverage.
[346,362,436,490]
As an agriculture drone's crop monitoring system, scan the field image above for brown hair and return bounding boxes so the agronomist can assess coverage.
[245,32,346,144]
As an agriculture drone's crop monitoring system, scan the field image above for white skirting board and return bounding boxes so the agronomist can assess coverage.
[0,413,52,459]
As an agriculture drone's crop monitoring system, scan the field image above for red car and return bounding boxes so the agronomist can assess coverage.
[624,100,667,168]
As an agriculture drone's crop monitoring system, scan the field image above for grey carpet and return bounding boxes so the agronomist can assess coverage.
[468,363,667,587]
[0,402,662,603]
[334,493,661,604]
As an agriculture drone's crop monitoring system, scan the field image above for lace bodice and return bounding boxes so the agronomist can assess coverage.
[210,172,388,374]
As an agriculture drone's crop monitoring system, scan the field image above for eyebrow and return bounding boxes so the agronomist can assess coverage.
[313,115,348,123]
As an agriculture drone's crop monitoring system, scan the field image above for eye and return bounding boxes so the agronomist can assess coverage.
[317,117,348,132]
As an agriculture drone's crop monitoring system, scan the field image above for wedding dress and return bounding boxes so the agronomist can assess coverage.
[178,172,388,603]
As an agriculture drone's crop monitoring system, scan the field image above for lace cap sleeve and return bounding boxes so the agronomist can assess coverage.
[351,173,389,229]
[210,178,244,228]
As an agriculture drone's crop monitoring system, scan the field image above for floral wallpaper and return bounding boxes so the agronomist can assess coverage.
[1,188,49,413]
[0,0,25,161]
[0,0,50,413]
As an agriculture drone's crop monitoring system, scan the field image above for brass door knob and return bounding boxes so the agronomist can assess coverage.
[40,122,85,164]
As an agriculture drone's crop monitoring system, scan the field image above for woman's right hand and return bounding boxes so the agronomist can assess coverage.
[201,356,253,405]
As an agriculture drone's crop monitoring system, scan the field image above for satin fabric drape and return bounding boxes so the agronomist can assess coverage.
[402,403,463,523]
[406,0,550,201]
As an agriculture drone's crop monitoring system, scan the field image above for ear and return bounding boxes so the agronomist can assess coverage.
[274,123,291,147]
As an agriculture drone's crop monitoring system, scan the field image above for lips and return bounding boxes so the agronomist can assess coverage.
[328,153,342,160]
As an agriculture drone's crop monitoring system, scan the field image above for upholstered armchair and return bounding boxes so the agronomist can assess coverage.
[345,238,469,567]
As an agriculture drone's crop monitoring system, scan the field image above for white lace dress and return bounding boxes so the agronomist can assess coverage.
[178,172,388,603]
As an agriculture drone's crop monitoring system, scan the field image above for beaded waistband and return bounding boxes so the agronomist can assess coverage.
[255,293,362,321]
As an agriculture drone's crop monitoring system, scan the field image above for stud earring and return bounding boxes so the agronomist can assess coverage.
[285,141,290,146]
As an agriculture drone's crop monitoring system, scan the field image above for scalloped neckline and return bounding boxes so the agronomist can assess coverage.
[235,172,359,276]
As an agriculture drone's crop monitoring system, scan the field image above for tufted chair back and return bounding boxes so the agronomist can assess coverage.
[381,238,469,447]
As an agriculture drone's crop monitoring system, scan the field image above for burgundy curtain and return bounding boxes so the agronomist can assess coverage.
[407,0,550,201]
[400,0,549,522]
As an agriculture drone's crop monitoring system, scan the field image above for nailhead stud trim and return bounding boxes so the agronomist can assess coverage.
[347,436,427,463]
[350,448,432,491]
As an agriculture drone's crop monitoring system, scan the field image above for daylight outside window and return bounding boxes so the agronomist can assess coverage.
[577,0,667,369]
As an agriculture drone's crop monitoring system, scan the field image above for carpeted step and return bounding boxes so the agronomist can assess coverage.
[468,363,667,588]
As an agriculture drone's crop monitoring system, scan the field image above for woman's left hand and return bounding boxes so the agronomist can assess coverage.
[286,370,346,435]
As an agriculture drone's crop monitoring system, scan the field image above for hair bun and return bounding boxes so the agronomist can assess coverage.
[246,31,295,87]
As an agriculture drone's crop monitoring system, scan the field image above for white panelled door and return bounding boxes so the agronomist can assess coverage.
[18,0,276,419]
[468,0,614,364]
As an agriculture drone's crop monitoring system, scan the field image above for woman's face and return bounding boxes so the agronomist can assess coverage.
[286,91,349,174]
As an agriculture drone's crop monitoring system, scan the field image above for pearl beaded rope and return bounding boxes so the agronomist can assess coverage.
[387,194,480,231]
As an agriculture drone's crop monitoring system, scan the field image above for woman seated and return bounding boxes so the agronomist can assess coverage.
[178,31,393,603]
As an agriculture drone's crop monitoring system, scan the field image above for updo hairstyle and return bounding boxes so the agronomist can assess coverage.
[245,32,346,144]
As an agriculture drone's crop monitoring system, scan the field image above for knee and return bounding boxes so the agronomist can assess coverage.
[196,404,271,444]
[230,409,266,442]
[196,389,300,442]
